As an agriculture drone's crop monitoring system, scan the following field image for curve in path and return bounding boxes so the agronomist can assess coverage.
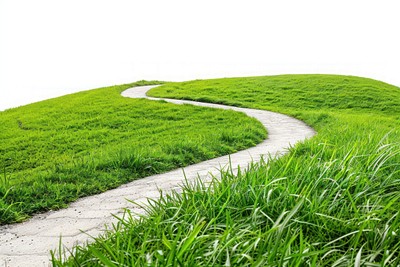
[0,85,315,267]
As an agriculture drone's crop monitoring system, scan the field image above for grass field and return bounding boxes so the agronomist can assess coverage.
[54,74,400,266]
[0,81,266,224]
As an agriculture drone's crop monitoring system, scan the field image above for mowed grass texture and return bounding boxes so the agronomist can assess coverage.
[55,75,400,266]
[0,81,266,224]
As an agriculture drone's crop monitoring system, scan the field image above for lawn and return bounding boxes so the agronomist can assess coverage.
[0,81,266,224]
[54,74,400,266]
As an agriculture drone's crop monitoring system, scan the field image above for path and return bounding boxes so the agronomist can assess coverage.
[0,85,315,266]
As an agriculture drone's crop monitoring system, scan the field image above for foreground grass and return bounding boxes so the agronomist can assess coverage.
[0,81,266,224]
[54,75,400,266]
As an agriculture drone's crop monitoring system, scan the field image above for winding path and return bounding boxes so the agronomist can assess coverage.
[0,85,315,266]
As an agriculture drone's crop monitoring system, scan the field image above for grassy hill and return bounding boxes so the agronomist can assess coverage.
[0,81,266,224]
[55,75,400,266]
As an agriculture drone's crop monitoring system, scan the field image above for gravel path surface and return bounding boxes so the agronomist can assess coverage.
[0,85,315,266]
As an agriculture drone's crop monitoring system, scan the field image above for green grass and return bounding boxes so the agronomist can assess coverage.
[148,75,400,115]
[0,81,266,224]
[53,74,400,266]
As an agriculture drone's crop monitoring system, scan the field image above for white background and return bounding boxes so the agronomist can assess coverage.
[1,0,399,111]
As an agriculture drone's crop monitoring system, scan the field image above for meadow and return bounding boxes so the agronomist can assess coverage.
[54,75,400,266]
[0,81,266,224]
